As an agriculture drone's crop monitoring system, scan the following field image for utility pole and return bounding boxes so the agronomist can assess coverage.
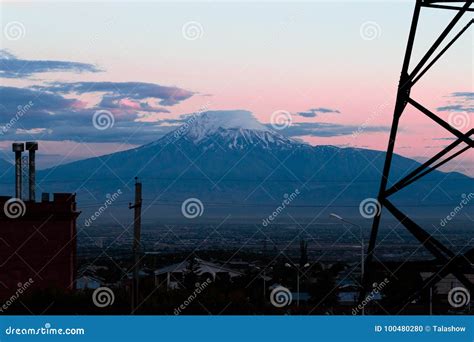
[129,177,142,313]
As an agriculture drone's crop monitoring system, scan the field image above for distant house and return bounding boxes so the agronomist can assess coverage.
[126,268,153,280]
[76,275,103,290]
[76,265,108,290]
[337,284,360,305]
[420,272,474,296]
[154,258,243,289]
[226,261,252,272]
[291,292,311,303]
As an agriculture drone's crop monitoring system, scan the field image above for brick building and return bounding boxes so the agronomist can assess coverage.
[0,142,79,300]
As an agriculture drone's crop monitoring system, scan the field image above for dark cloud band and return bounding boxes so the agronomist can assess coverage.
[297,107,340,117]
[0,50,101,78]
[274,122,390,137]
[42,81,194,106]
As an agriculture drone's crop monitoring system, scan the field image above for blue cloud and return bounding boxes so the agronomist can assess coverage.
[451,92,474,99]
[273,122,390,137]
[297,107,340,117]
[0,86,75,111]
[298,111,318,118]
[0,50,101,78]
[309,107,340,113]
[436,92,473,113]
[436,104,474,113]
[98,95,170,113]
[42,81,194,106]
[0,86,176,144]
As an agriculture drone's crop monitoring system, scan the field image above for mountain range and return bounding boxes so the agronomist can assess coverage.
[0,110,471,222]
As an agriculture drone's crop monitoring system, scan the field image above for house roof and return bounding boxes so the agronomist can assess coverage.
[154,259,243,278]
[420,272,474,294]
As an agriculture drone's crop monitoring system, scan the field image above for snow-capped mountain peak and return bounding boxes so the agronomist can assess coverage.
[177,110,300,150]
[140,110,303,151]
[185,110,270,141]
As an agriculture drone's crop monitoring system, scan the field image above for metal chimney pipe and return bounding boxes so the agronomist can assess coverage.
[25,142,38,202]
[12,143,24,199]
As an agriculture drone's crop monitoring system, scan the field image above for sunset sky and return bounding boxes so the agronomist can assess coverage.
[1,1,472,174]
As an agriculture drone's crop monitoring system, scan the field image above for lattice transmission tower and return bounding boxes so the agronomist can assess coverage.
[362,0,473,307]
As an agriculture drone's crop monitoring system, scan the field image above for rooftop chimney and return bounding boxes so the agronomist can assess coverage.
[25,142,38,202]
[12,143,25,199]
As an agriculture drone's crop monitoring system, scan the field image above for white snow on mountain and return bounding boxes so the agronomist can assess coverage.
[178,110,302,150]
[185,110,270,141]
[141,110,305,151]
